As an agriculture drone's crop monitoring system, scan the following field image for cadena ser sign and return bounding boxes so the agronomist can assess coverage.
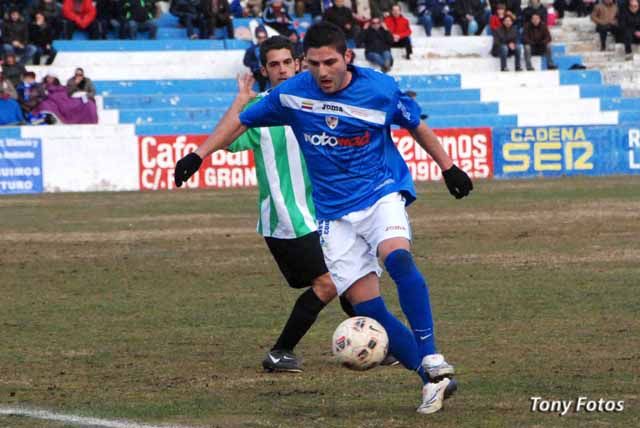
[138,128,494,190]
[493,126,640,178]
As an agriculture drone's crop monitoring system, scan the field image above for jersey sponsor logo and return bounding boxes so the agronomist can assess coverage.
[321,103,344,113]
[303,131,371,147]
[325,115,339,129]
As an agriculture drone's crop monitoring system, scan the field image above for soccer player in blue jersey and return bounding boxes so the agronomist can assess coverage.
[174,22,473,414]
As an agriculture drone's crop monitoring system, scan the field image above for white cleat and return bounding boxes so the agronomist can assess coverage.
[417,377,451,414]
[422,353,455,380]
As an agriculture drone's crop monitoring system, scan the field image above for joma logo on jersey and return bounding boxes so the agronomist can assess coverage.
[321,103,344,112]
[303,131,371,147]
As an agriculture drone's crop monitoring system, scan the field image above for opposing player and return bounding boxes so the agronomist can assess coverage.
[174,22,472,414]
[226,35,362,373]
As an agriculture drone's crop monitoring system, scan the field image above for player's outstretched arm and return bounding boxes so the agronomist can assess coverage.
[409,122,474,199]
[174,74,255,187]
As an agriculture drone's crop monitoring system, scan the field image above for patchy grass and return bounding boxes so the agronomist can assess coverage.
[1,176,639,427]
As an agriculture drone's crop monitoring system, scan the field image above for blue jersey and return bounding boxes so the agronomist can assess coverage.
[239,65,422,220]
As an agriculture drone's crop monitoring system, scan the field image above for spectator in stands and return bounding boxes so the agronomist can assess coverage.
[591,0,618,51]
[491,13,522,71]
[0,69,18,100]
[200,0,234,38]
[303,0,323,20]
[95,0,127,39]
[2,8,37,66]
[1,2,28,21]
[66,67,96,100]
[124,0,158,39]
[288,29,304,59]
[16,71,46,117]
[620,0,640,59]
[0,70,23,125]
[262,0,293,35]
[489,3,507,32]
[35,73,99,124]
[492,0,521,18]
[31,0,64,39]
[417,0,455,36]
[323,0,361,42]
[62,0,100,39]
[522,0,547,24]
[577,0,597,17]
[2,53,27,87]
[170,0,200,39]
[371,0,395,18]
[455,0,488,35]
[523,12,556,70]
[553,0,578,19]
[359,15,394,71]
[243,26,269,91]
[30,11,58,64]
[243,0,264,17]
[385,4,413,59]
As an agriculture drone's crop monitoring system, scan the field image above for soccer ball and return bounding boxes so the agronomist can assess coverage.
[331,316,389,371]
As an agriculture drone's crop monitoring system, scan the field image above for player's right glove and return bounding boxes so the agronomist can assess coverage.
[174,152,202,187]
[443,164,473,199]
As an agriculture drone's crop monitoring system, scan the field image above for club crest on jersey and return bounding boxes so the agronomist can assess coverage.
[325,115,339,129]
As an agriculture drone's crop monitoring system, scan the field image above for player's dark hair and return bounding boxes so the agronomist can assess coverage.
[302,22,347,55]
[259,35,295,66]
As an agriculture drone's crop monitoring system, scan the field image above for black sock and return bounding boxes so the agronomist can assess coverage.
[339,295,356,317]
[272,288,326,352]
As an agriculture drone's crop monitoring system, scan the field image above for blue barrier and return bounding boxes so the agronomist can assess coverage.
[620,111,640,123]
[413,88,481,102]
[395,74,461,90]
[492,125,640,178]
[96,79,238,95]
[422,101,499,116]
[601,97,640,111]
[103,93,236,109]
[0,127,21,138]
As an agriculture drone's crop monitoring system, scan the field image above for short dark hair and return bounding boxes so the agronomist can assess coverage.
[259,35,295,66]
[302,22,347,55]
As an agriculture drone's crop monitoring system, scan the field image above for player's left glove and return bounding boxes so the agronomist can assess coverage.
[443,164,473,199]
[174,152,202,187]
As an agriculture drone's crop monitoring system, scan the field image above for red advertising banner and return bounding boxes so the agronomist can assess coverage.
[392,128,494,181]
[138,128,493,190]
[138,135,256,190]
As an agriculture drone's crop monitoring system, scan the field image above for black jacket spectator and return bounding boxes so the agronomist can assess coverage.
[124,0,155,23]
[96,0,126,39]
[522,0,547,24]
[200,0,234,38]
[455,0,487,35]
[491,18,518,55]
[170,0,201,38]
[29,12,58,65]
[324,0,361,39]
[359,24,394,54]
[2,54,27,87]
[2,10,30,47]
[619,0,640,55]
[31,0,63,38]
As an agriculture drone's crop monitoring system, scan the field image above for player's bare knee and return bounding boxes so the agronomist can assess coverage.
[311,273,337,303]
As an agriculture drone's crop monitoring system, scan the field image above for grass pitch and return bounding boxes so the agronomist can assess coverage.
[1,176,639,428]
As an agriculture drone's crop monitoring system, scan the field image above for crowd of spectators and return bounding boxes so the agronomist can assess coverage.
[0,65,98,125]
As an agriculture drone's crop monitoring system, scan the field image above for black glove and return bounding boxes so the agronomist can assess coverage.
[174,152,202,187]
[443,164,473,199]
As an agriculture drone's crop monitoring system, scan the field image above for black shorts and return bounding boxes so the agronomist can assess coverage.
[264,231,328,289]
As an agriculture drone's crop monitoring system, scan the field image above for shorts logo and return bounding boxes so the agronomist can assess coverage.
[301,100,314,110]
[385,225,407,232]
[325,115,339,129]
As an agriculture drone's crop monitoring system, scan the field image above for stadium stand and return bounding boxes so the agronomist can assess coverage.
[2,3,640,135]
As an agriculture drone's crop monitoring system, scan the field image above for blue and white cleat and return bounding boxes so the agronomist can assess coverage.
[417,377,452,414]
[422,353,455,380]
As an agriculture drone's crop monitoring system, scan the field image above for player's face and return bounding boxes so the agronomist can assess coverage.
[305,46,352,94]
[261,48,298,87]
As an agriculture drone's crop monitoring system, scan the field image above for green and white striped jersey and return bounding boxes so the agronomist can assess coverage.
[228,95,317,238]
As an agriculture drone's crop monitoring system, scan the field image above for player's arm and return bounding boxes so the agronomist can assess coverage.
[174,74,254,187]
[409,122,473,199]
